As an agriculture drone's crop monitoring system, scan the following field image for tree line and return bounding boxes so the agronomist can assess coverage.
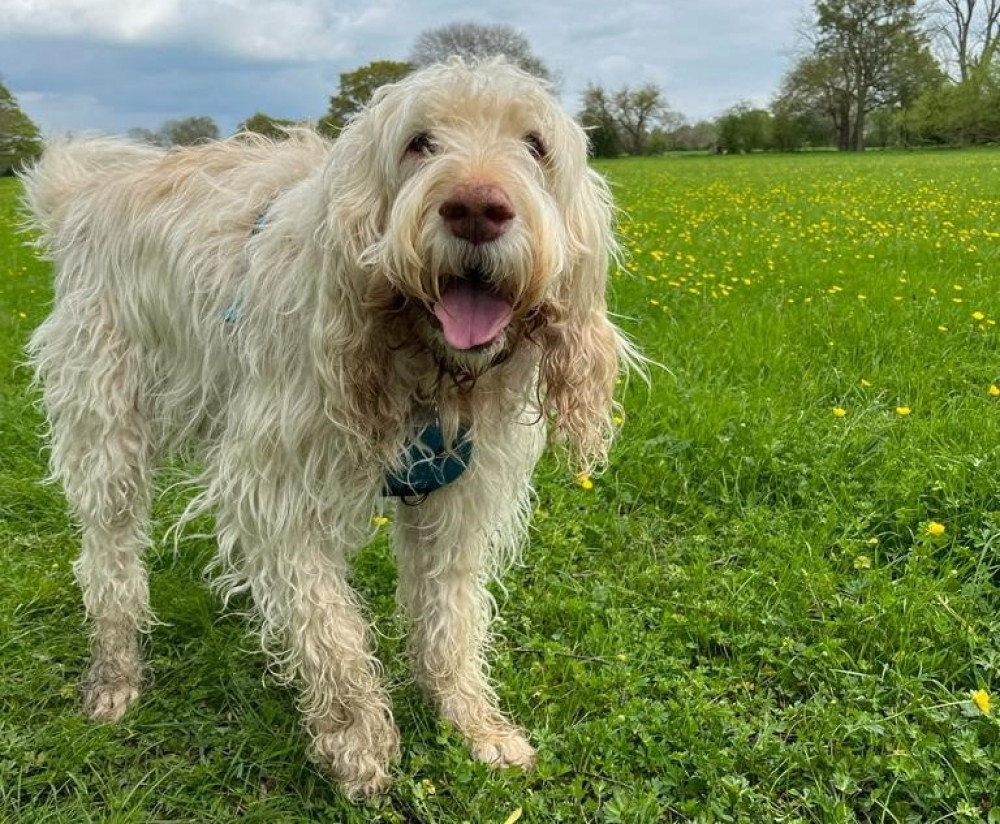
[2,5,999,173]
[587,0,1000,154]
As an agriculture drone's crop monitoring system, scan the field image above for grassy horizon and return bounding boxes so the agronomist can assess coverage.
[2,149,999,822]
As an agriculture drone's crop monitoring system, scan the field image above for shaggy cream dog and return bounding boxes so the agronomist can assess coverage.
[23,59,637,797]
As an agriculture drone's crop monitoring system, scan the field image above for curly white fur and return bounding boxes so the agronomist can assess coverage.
[22,58,637,798]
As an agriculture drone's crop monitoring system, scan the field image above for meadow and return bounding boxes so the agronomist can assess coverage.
[1,148,999,823]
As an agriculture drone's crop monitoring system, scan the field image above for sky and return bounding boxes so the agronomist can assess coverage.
[0,0,810,136]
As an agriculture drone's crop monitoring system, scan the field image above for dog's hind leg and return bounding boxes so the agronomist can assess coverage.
[31,309,157,723]
[393,426,544,771]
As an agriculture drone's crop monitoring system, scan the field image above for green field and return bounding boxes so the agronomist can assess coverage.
[2,150,999,823]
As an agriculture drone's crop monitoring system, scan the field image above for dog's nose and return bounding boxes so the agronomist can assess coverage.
[438,183,515,245]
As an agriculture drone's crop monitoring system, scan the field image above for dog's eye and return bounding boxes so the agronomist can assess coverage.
[524,132,547,161]
[406,132,436,157]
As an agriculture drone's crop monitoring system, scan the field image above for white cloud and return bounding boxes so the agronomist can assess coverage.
[1,0,809,133]
[0,0,396,61]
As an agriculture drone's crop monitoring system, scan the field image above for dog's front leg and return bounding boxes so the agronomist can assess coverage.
[393,450,539,770]
[233,531,400,798]
[292,561,399,798]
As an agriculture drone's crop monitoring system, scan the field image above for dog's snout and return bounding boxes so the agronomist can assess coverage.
[438,183,515,245]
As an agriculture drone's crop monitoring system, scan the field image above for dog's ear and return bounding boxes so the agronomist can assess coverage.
[311,264,406,457]
[312,113,408,454]
[326,119,390,265]
[540,169,628,473]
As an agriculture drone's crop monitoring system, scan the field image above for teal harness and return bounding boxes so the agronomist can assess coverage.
[229,209,473,500]
[382,422,473,499]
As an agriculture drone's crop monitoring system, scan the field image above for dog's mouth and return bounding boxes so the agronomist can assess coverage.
[431,269,514,351]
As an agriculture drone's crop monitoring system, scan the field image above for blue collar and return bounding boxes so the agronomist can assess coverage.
[383,421,473,498]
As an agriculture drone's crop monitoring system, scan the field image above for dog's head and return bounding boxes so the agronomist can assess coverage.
[327,58,630,470]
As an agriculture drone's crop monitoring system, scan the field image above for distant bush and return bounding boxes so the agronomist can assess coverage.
[0,78,42,176]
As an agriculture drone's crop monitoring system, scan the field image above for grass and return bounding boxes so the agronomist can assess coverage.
[2,149,1000,822]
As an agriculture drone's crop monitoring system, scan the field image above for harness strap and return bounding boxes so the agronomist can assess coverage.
[383,421,473,499]
[222,207,268,324]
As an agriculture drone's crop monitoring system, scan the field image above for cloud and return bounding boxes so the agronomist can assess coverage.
[0,0,807,134]
[1,34,341,133]
[0,0,395,61]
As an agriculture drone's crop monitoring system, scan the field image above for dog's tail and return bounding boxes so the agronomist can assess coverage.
[20,136,162,240]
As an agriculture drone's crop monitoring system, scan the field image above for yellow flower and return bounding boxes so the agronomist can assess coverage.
[503,809,524,824]
[972,689,992,715]
[853,555,871,570]
[833,407,848,417]
[896,406,911,416]
[989,384,1000,397]
[576,473,594,490]
[926,521,946,537]
[372,515,390,527]
[972,311,986,321]
[612,414,624,426]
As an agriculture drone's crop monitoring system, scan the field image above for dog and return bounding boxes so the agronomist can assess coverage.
[22,58,638,797]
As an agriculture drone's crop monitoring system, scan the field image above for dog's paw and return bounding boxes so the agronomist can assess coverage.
[312,719,401,799]
[469,727,537,770]
[82,677,141,722]
[81,654,143,722]
[340,765,394,800]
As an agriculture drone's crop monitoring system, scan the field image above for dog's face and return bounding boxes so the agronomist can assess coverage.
[334,59,603,375]
[329,59,625,471]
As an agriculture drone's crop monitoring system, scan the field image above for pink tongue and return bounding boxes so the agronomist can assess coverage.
[433,280,513,350]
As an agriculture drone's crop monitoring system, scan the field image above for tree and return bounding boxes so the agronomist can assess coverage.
[578,85,623,157]
[0,78,42,176]
[894,1,1000,145]
[611,85,680,155]
[906,52,1000,143]
[238,112,301,140]
[319,60,412,136]
[669,120,719,152]
[770,94,831,149]
[126,127,165,147]
[775,53,846,148]
[716,103,774,153]
[930,0,1000,80]
[410,22,556,85]
[886,21,948,107]
[159,116,220,146]
[818,0,935,149]
[578,83,679,156]
[780,0,935,150]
